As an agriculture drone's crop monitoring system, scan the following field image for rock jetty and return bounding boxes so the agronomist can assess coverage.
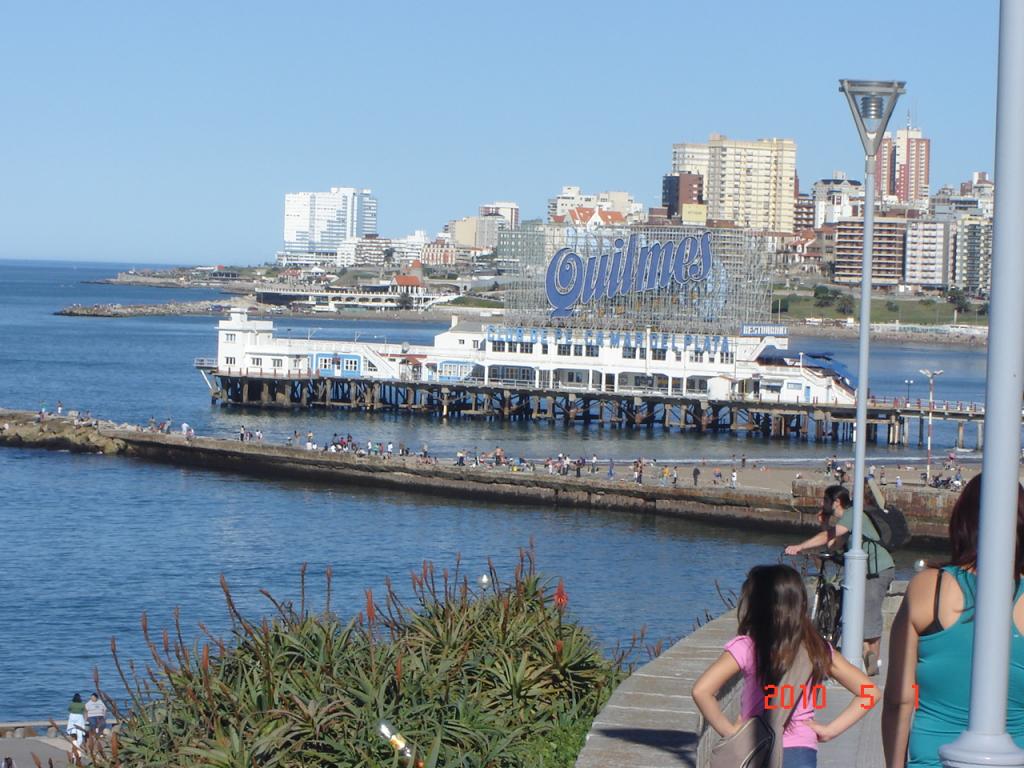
[54,299,249,318]
[0,408,956,545]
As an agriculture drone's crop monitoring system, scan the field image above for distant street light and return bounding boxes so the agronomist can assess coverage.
[904,378,914,401]
[838,77,904,671]
[919,369,944,481]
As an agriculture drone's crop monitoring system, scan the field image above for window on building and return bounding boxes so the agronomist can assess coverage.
[344,358,358,371]
[686,378,709,393]
[507,342,518,353]
[251,357,262,366]
[492,341,506,352]
[566,370,585,384]
[622,346,637,359]
[225,333,236,342]
[272,358,283,368]
[674,351,683,362]
[573,344,583,356]
[639,348,647,359]
[472,340,480,349]
[585,345,599,357]
[366,361,377,371]
[520,343,534,354]
[689,351,704,363]
[652,349,666,361]
[458,339,465,345]
[541,343,549,354]
[557,343,571,356]
[721,351,735,364]
[225,356,236,366]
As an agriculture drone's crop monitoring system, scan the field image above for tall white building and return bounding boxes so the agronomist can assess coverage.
[904,219,955,289]
[283,187,378,253]
[672,134,797,232]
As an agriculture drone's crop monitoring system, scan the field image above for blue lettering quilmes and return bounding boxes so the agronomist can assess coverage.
[546,232,716,317]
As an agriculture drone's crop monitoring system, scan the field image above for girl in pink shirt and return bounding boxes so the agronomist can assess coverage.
[692,564,879,767]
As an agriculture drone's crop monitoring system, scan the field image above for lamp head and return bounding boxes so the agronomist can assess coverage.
[838,79,906,157]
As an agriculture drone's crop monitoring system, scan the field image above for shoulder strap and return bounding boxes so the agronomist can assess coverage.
[762,647,813,768]
[933,568,943,616]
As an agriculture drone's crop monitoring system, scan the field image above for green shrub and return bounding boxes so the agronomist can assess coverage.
[90,550,626,767]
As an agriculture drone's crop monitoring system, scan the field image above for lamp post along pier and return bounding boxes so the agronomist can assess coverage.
[920,369,944,482]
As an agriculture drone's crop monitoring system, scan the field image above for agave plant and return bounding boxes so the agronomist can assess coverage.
[86,546,629,767]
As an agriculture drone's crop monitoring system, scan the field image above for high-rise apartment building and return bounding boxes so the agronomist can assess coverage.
[661,172,704,218]
[672,134,797,232]
[479,201,520,230]
[875,124,930,206]
[904,219,955,289]
[952,216,993,296]
[283,187,378,253]
[833,216,907,286]
[794,194,815,232]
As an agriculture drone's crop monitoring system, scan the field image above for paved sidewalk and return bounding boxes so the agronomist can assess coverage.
[576,584,904,767]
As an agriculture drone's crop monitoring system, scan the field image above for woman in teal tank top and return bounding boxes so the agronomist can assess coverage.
[882,475,1024,767]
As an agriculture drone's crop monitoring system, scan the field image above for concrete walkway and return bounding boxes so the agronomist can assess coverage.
[0,735,73,766]
[576,584,904,768]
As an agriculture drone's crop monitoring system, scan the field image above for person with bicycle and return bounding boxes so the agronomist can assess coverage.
[784,485,895,676]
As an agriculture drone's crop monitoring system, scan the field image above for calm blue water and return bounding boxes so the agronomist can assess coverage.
[0,260,975,719]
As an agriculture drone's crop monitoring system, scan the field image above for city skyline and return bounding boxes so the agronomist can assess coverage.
[0,1,1000,264]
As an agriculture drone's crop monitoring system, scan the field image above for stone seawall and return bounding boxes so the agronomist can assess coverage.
[0,409,958,545]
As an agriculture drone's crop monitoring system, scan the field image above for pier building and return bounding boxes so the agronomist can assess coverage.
[194,222,985,447]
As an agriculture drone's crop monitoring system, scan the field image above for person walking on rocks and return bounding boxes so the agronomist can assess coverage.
[693,565,878,767]
[693,465,701,487]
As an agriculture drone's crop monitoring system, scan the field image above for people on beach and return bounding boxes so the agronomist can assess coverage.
[692,564,878,767]
[882,475,1024,767]
[692,465,700,486]
[729,469,737,489]
[784,485,895,675]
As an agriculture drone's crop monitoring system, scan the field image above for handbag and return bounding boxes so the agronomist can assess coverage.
[709,646,814,768]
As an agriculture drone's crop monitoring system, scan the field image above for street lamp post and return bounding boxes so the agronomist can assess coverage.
[919,369,944,482]
[838,78,904,671]
[904,378,914,402]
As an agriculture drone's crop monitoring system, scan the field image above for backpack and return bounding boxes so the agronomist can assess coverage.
[864,504,912,550]
[862,477,912,550]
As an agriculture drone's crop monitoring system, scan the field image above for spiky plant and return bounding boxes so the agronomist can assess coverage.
[87,547,628,767]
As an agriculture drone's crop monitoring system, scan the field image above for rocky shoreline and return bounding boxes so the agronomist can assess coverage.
[0,408,957,545]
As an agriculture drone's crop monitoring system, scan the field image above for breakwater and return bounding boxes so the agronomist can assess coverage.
[0,408,956,544]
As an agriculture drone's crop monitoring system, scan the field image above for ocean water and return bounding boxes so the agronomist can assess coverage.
[0,260,972,719]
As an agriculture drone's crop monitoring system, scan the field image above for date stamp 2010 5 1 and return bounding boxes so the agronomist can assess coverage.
[763,683,919,711]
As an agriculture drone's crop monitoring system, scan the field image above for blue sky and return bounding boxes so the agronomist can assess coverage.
[0,1,999,264]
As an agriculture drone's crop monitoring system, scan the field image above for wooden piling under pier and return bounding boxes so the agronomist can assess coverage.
[205,372,991,447]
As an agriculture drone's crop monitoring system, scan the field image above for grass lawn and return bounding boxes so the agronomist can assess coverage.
[772,293,988,325]
[449,295,504,308]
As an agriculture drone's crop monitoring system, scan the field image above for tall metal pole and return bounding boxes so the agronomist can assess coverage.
[940,1,1024,765]
[840,153,874,669]
[927,376,934,481]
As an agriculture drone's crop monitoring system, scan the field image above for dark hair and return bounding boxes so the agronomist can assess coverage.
[72,693,81,702]
[737,564,831,688]
[822,485,852,514]
[948,474,1024,576]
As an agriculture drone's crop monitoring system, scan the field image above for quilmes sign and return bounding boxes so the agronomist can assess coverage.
[545,232,714,318]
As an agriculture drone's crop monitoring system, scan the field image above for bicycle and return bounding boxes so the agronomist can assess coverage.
[788,550,844,646]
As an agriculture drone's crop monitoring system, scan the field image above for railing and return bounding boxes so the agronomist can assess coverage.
[193,357,217,369]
